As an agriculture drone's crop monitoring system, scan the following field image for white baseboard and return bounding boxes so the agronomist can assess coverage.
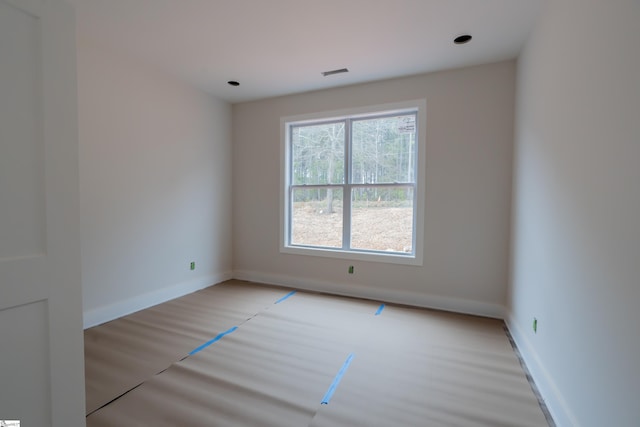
[233,270,505,319]
[83,271,233,329]
[505,313,578,427]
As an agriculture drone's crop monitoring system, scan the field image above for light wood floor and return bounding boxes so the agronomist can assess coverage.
[85,280,552,426]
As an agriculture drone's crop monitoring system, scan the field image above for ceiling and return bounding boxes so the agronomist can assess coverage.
[68,0,541,103]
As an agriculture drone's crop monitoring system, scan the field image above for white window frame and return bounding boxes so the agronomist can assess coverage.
[280,99,426,266]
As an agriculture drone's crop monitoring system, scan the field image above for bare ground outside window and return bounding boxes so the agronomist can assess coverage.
[291,201,413,252]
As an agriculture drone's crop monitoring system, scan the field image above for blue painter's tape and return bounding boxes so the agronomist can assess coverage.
[275,290,296,304]
[375,303,385,316]
[321,353,355,404]
[189,326,238,355]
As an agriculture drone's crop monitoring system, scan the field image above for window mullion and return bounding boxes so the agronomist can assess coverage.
[342,119,351,250]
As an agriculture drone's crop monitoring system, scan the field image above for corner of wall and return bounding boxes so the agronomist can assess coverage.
[83,271,233,329]
[505,311,579,427]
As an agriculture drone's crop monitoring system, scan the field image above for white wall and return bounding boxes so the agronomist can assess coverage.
[509,1,640,425]
[78,36,233,327]
[233,61,516,317]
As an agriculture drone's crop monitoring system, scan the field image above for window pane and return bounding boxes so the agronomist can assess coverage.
[350,187,413,253]
[291,187,343,248]
[291,122,345,185]
[351,114,416,184]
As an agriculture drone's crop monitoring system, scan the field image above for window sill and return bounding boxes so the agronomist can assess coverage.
[281,245,423,266]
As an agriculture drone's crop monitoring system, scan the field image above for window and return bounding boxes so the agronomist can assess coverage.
[281,100,425,265]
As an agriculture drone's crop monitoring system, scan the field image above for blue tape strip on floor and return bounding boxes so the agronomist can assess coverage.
[321,353,355,405]
[375,303,385,316]
[274,290,296,304]
[189,326,238,355]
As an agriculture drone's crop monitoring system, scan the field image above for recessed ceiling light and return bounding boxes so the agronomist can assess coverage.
[228,80,240,86]
[321,68,349,77]
[454,34,472,45]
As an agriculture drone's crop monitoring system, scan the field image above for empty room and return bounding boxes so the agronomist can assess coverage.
[0,0,638,426]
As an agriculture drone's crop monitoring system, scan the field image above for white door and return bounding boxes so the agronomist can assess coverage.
[0,0,85,426]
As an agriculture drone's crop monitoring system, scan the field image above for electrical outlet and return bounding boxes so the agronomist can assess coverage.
[190,261,195,271]
[348,265,354,274]
[533,318,538,333]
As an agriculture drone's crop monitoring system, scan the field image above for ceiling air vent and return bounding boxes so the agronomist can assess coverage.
[321,68,349,77]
